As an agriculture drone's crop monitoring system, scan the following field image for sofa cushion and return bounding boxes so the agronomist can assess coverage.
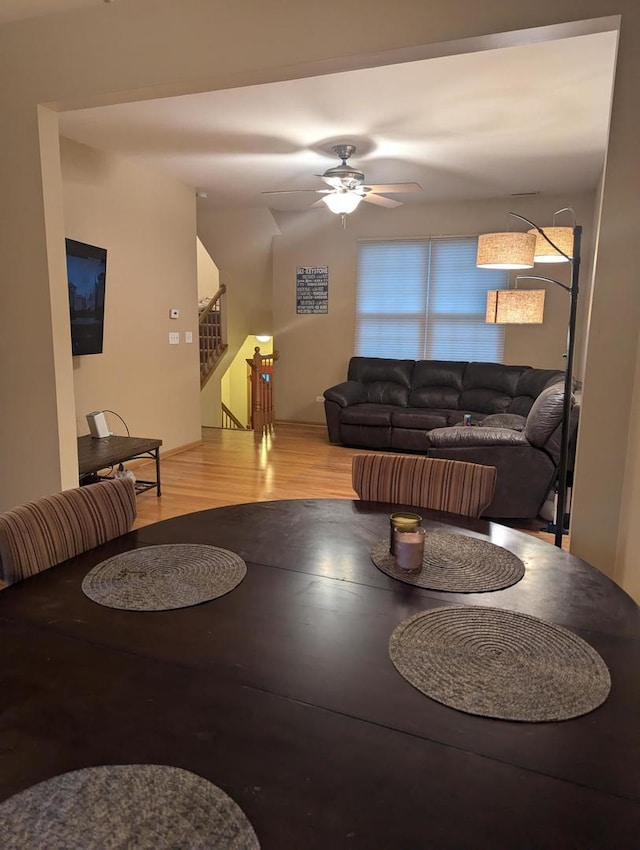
[341,403,397,427]
[463,362,527,394]
[409,385,461,409]
[427,426,530,449]
[459,362,529,414]
[391,408,449,430]
[364,382,410,406]
[524,383,565,447]
[480,413,527,431]
[408,360,465,409]
[458,388,513,414]
[344,357,413,406]
[509,369,564,416]
[347,357,414,387]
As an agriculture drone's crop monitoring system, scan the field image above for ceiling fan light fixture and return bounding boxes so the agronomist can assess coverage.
[321,191,363,214]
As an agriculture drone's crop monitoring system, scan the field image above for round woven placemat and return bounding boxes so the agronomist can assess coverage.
[0,764,259,850]
[389,606,611,722]
[371,532,524,593]
[82,544,247,611]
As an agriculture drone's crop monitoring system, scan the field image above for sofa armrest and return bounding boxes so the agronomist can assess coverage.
[427,426,531,449]
[324,380,367,407]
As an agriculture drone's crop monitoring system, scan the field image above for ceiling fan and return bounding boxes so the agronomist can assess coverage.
[262,144,422,214]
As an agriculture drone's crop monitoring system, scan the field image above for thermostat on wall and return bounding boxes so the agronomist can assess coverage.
[169,308,179,319]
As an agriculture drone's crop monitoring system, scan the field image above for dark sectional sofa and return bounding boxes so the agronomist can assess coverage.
[323,357,576,519]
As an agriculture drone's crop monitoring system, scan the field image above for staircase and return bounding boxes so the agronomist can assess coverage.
[221,402,247,430]
[199,284,227,388]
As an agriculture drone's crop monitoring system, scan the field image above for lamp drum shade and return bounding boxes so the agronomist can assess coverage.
[486,290,545,324]
[528,226,574,263]
[476,232,536,269]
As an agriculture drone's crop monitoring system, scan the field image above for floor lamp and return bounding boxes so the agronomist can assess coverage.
[477,211,581,548]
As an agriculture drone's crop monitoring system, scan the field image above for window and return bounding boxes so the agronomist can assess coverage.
[355,237,508,361]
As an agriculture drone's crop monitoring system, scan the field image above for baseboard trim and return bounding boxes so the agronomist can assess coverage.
[163,440,204,458]
[274,419,326,428]
[123,439,204,469]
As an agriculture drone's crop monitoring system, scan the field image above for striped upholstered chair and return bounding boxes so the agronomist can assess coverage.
[0,477,137,586]
[352,454,497,518]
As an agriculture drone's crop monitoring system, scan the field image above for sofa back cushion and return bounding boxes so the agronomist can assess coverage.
[509,369,564,416]
[347,357,413,406]
[524,383,565,448]
[408,360,466,409]
[459,363,528,414]
[339,358,563,414]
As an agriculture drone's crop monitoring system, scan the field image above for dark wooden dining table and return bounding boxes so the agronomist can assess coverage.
[2,498,640,849]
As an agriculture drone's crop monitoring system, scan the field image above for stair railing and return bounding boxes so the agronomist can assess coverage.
[246,347,279,432]
[221,402,247,430]
[199,284,227,388]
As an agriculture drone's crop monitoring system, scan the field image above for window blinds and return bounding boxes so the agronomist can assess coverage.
[355,237,507,362]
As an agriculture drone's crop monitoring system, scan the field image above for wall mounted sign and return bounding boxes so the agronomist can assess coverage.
[296,266,328,314]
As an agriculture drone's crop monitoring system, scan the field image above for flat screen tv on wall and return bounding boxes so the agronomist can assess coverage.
[65,238,107,356]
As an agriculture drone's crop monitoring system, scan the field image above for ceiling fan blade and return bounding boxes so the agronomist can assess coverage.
[309,198,327,208]
[261,189,324,195]
[364,182,422,194]
[362,193,402,208]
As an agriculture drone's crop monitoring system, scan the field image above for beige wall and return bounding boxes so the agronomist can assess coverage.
[39,108,80,493]
[196,238,220,302]
[617,339,640,600]
[61,137,202,452]
[0,1,639,593]
[198,207,279,344]
[272,193,593,425]
[570,10,640,581]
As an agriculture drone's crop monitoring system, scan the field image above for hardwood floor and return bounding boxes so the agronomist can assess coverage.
[132,423,565,548]
[133,423,363,527]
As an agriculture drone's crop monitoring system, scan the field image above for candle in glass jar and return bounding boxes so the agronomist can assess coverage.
[394,527,425,572]
[389,512,422,554]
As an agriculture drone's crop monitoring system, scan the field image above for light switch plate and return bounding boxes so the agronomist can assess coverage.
[185,331,193,343]
[169,332,180,344]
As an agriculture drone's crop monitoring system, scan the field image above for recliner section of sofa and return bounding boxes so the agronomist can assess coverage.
[323,357,570,519]
[426,382,578,517]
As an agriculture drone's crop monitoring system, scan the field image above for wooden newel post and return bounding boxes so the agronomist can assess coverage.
[246,346,280,432]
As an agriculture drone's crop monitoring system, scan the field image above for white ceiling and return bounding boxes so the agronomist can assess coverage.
[54,28,617,213]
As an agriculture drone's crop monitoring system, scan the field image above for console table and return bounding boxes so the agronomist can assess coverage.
[77,434,162,496]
